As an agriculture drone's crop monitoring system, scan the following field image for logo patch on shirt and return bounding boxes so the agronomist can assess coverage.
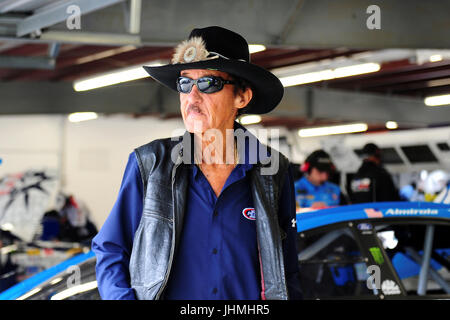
[242,208,256,220]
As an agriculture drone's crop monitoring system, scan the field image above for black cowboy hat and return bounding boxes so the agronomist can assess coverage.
[143,26,284,115]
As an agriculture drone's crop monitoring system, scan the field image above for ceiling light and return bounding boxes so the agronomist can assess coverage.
[332,63,380,78]
[429,54,443,63]
[1,223,14,231]
[298,123,368,138]
[280,70,335,87]
[68,112,98,123]
[385,121,398,129]
[239,115,262,125]
[424,93,450,106]
[249,44,266,54]
[73,60,165,92]
[278,63,380,87]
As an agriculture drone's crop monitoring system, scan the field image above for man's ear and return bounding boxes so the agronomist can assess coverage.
[235,87,253,110]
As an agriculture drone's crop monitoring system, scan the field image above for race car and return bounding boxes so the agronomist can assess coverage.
[296,201,450,299]
[1,201,449,300]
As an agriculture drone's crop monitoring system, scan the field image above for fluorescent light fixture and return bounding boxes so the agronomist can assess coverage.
[280,70,335,87]
[424,93,450,106]
[51,281,98,300]
[249,44,266,54]
[17,287,42,300]
[333,63,380,78]
[279,63,380,87]
[429,54,443,63]
[1,223,14,231]
[239,115,262,125]
[68,112,98,123]
[298,123,368,138]
[73,60,164,92]
[385,121,398,129]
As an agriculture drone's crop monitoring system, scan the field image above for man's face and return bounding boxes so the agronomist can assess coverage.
[307,167,330,186]
[179,69,250,133]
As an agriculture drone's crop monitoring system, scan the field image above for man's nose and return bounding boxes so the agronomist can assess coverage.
[185,83,203,101]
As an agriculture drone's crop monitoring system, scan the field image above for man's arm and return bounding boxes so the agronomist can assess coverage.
[91,152,143,300]
[279,166,303,300]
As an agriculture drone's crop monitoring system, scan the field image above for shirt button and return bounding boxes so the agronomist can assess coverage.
[212,288,218,294]
[212,248,218,254]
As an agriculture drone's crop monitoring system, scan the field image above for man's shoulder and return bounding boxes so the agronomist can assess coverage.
[323,181,341,193]
[294,177,310,189]
[133,136,183,182]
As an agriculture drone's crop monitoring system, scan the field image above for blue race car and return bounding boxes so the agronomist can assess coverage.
[296,201,450,299]
[1,201,449,300]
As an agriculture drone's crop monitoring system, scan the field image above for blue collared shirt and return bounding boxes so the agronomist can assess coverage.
[92,134,301,300]
[294,176,341,208]
[163,161,259,299]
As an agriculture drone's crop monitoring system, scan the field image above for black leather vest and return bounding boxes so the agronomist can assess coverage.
[129,128,290,300]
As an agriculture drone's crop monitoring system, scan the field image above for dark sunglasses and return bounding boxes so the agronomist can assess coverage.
[176,76,235,94]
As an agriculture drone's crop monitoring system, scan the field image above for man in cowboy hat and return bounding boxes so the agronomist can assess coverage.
[92,26,302,300]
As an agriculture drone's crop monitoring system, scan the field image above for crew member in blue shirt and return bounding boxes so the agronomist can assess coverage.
[92,26,302,300]
[295,150,341,209]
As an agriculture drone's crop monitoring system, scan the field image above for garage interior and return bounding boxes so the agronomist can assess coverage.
[0,0,449,300]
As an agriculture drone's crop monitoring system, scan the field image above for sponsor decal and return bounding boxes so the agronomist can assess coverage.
[369,247,384,265]
[384,208,438,216]
[242,208,256,221]
[351,178,371,192]
[365,208,383,218]
[381,279,401,295]
[357,223,373,231]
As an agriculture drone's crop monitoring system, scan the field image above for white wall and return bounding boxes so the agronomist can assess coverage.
[0,115,63,176]
[0,114,184,229]
[63,114,184,227]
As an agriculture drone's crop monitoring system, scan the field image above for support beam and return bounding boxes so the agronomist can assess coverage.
[1,80,450,129]
[0,0,35,14]
[16,0,125,37]
[0,56,55,69]
[0,80,179,115]
[129,0,142,34]
[417,225,435,295]
[39,31,141,46]
[48,43,60,58]
[39,0,450,49]
[275,86,450,127]
[405,247,450,294]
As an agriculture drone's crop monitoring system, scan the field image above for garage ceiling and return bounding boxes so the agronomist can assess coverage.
[0,0,450,130]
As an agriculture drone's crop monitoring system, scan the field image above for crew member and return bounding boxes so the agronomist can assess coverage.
[294,150,341,209]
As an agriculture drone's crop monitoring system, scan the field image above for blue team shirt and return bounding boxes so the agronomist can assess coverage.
[294,176,341,208]
[92,149,301,300]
